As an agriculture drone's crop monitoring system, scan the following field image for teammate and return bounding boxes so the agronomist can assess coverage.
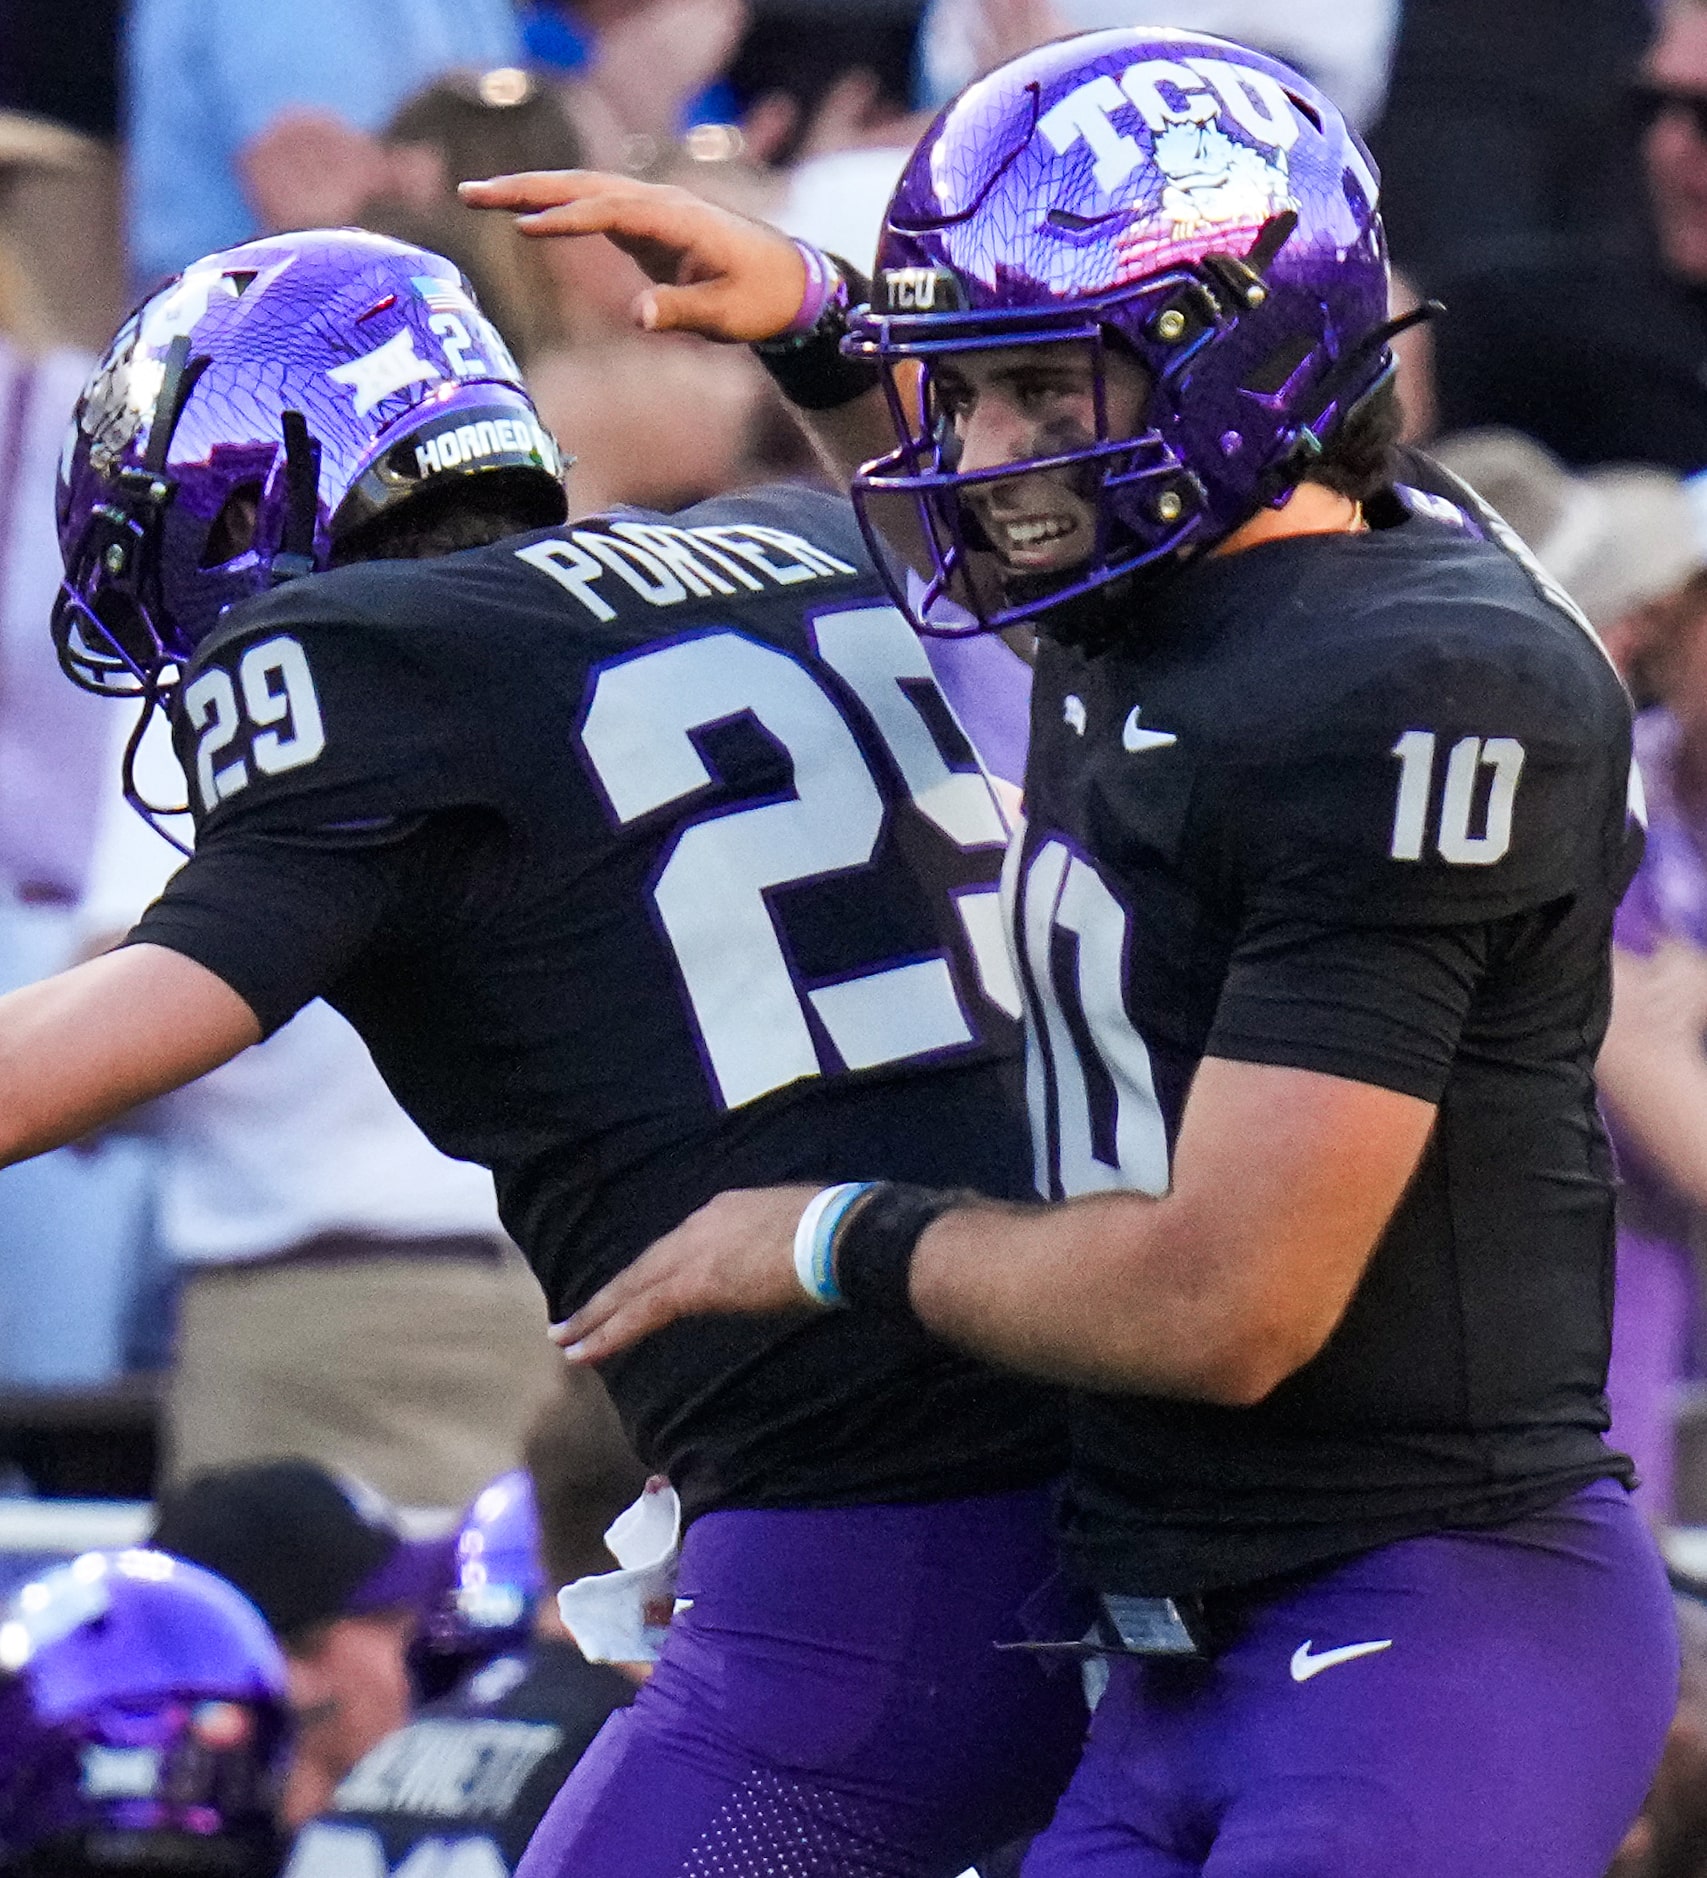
[473,29,1681,1875]
[0,1549,292,1877]
[0,227,1084,1876]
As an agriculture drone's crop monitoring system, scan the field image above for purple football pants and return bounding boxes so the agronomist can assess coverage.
[518,1487,1088,1877]
[1023,1481,1678,1877]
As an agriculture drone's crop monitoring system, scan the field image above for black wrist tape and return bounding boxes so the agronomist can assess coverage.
[753,254,882,411]
[832,1182,968,1318]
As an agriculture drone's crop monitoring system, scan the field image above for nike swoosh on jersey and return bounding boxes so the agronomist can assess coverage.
[1122,706,1178,753]
[1289,1638,1393,1683]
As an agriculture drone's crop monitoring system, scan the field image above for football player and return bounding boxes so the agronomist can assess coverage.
[0,230,1086,1875]
[0,1549,292,1877]
[474,29,1682,1876]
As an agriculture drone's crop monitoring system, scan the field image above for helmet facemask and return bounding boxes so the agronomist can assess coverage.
[848,210,1415,640]
[849,30,1414,641]
[849,278,1219,637]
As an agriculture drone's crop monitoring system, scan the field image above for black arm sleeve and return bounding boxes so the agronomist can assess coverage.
[1206,911,1493,1103]
[124,820,443,1037]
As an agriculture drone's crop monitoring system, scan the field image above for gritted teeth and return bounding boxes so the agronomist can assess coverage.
[1002,515,1077,547]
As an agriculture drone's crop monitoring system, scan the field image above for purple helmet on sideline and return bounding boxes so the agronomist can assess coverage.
[845,29,1397,635]
[53,229,569,830]
[0,1549,290,1876]
[421,1470,543,1668]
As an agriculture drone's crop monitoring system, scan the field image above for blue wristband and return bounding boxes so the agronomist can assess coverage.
[791,1182,875,1306]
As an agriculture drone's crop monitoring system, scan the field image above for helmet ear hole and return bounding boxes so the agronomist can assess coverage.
[200,482,264,567]
[1243,336,1318,398]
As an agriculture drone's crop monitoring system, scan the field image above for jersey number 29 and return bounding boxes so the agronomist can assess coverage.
[578,605,1019,1111]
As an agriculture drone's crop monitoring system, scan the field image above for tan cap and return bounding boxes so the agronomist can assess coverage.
[0,110,99,173]
[1430,427,1703,629]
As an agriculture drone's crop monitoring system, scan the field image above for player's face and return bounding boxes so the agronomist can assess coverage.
[930,342,1150,578]
[1642,7,1707,283]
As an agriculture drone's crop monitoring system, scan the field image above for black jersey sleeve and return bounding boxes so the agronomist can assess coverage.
[169,571,506,844]
[126,809,502,1036]
[1206,910,1492,1101]
[1221,601,1635,931]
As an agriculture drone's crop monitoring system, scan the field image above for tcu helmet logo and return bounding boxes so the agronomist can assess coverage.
[876,267,967,315]
[1039,55,1301,196]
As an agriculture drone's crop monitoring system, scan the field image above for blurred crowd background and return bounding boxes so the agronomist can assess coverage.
[8,0,1707,1860]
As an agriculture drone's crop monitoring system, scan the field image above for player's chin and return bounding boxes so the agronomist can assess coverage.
[990,537,1098,591]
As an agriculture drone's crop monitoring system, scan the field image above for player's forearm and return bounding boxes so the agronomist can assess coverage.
[903,1060,1434,1403]
[0,946,260,1166]
[907,1192,1276,1401]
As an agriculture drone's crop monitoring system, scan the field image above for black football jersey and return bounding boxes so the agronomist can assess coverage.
[1015,471,1642,1595]
[283,1642,632,1878]
[130,486,1062,1516]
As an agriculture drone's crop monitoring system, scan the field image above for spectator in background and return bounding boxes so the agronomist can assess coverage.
[1369,0,1652,288]
[1427,0,1707,470]
[361,69,786,509]
[286,1378,649,1877]
[151,1459,454,1832]
[1434,427,1707,1526]
[0,117,152,1391]
[123,0,524,286]
[78,711,561,1506]
[1610,1594,1707,1878]
[916,0,1399,130]
[0,0,125,350]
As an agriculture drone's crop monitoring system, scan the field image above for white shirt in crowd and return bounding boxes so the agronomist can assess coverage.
[0,335,107,906]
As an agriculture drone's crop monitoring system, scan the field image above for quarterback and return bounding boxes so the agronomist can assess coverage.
[480,28,1682,1876]
[0,230,1087,1874]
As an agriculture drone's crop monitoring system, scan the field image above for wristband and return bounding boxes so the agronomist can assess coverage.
[779,239,838,337]
[753,248,882,412]
[792,1182,875,1306]
[831,1182,969,1319]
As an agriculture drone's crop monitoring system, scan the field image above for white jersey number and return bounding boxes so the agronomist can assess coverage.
[577,607,1017,1111]
[1011,833,1170,1200]
[184,634,326,813]
[1389,730,1525,866]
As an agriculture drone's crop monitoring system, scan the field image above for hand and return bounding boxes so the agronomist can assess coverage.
[459,170,807,341]
[553,1184,823,1362]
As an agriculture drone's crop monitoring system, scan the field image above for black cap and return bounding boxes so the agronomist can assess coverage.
[150,1460,452,1646]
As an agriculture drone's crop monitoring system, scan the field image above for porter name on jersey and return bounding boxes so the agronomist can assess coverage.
[516,521,859,624]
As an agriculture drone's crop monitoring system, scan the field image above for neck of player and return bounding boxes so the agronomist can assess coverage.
[1213,482,1366,558]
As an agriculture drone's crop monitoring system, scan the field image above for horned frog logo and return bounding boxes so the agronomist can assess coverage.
[1151,111,1291,239]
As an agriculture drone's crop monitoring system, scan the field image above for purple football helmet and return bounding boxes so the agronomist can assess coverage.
[0,1549,291,1875]
[53,228,569,832]
[845,29,1400,634]
[421,1470,543,1668]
